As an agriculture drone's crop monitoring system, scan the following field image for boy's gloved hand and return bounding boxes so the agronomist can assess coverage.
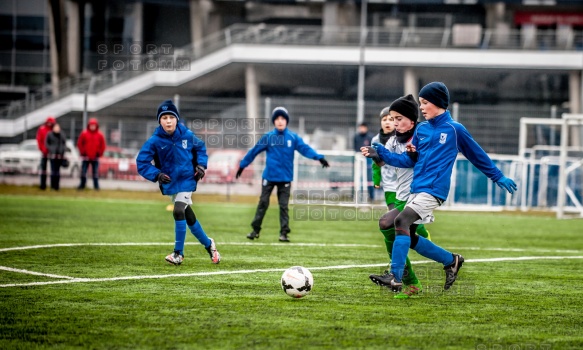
[157,173,172,184]
[495,176,517,194]
[319,158,330,168]
[371,142,384,152]
[235,167,244,179]
[194,165,205,181]
[362,145,382,165]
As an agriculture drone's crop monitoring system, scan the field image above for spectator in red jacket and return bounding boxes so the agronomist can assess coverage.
[77,118,106,190]
[36,116,56,190]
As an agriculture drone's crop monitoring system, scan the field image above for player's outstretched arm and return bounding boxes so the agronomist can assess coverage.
[295,135,323,161]
[367,142,415,168]
[361,145,384,166]
[456,124,517,194]
[239,134,268,170]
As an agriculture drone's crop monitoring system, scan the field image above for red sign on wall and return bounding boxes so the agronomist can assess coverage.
[515,12,583,26]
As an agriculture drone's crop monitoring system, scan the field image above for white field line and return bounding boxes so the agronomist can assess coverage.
[0,242,581,253]
[0,266,75,279]
[0,242,381,252]
[449,247,581,254]
[1,255,583,289]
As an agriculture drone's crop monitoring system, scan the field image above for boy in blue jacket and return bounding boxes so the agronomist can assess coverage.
[363,82,517,292]
[137,100,220,266]
[236,107,329,242]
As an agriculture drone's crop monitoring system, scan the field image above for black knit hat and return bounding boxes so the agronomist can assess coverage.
[389,94,419,124]
[157,99,180,123]
[271,107,289,125]
[419,82,450,109]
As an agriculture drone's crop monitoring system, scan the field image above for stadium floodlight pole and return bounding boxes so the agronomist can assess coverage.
[356,0,367,126]
[174,94,180,110]
[83,75,96,129]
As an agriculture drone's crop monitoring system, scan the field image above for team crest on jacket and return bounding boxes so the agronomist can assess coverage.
[439,133,447,144]
[287,140,292,147]
[182,140,187,149]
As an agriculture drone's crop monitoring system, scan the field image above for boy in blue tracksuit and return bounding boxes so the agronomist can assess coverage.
[236,107,330,242]
[363,82,517,292]
[137,99,220,266]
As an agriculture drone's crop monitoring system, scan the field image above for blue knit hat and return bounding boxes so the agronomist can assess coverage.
[271,107,289,125]
[419,82,450,109]
[157,99,180,123]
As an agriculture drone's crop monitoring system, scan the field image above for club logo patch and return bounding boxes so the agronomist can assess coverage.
[439,133,447,144]
[182,140,187,149]
[162,105,168,110]
[287,140,292,147]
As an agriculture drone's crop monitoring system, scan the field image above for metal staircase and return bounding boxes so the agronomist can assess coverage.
[1,24,582,137]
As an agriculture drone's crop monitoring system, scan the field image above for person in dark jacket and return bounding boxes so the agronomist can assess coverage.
[36,116,56,190]
[77,118,106,190]
[137,99,220,266]
[353,122,375,201]
[353,123,373,152]
[45,123,67,191]
[363,82,517,293]
[235,107,330,242]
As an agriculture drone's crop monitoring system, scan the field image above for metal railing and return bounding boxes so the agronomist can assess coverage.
[2,24,581,120]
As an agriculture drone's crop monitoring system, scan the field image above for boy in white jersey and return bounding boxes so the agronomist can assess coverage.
[369,94,430,299]
[371,109,397,208]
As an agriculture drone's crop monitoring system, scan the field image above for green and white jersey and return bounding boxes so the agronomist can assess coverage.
[372,134,397,192]
[385,135,414,201]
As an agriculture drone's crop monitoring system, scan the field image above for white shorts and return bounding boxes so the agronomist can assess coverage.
[406,192,442,225]
[171,192,192,205]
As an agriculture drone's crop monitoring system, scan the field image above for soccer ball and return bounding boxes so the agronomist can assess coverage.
[281,266,313,298]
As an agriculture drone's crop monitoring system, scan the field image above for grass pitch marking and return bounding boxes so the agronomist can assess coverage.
[0,242,382,253]
[0,242,580,253]
[1,255,583,289]
[0,266,75,279]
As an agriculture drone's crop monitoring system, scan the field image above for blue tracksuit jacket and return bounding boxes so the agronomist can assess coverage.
[137,123,208,195]
[376,110,503,201]
[240,128,323,182]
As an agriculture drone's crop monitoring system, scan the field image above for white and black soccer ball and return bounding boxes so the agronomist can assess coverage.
[281,266,313,298]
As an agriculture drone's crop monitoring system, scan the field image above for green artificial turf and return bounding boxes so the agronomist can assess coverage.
[0,190,582,349]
